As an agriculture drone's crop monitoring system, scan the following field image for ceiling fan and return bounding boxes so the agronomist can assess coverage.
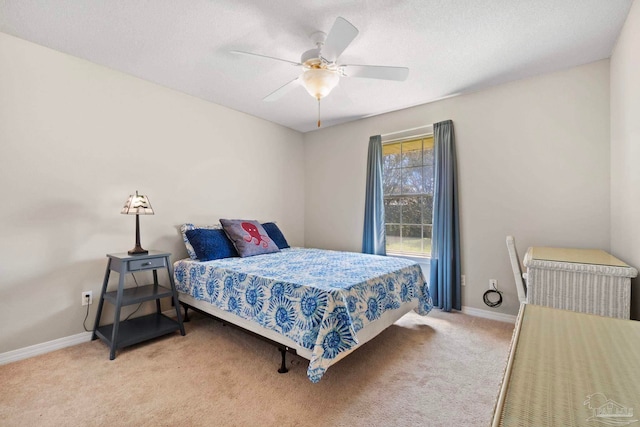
[232,17,409,128]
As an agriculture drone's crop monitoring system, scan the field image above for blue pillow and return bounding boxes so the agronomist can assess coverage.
[262,222,290,249]
[185,228,238,261]
[181,223,221,260]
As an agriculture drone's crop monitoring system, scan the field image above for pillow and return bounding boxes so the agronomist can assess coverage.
[220,219,280,257]
[261,222,290,249]
[181,223,221,260]
[185,228,238,261]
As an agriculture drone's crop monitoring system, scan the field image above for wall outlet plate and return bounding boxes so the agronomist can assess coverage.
[82,291,93,306]
[489,279,498,290]
[461,275,466,286]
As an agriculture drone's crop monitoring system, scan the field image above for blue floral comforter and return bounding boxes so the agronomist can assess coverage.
[173,247,432,382]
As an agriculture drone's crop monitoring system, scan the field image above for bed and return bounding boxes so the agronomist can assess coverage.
[173,247,432,382]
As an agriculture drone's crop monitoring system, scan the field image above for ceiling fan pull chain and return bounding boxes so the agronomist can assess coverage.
[317,99,321,128]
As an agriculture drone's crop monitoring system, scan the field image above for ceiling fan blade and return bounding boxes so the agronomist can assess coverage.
[340,64,409,81]
[321,17,358,63]
[263,78,300,102]
[231,50,301,66]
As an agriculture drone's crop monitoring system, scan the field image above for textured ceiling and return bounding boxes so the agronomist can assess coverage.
[0,0,634,133]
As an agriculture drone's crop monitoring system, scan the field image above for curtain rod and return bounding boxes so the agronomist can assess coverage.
[383,133,432,144]
[380,125,432,138]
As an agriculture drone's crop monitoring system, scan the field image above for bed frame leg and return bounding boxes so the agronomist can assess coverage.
[278,348,289,374]
[182,303,190,322]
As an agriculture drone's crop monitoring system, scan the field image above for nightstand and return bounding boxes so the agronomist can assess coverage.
[91,251,185,359]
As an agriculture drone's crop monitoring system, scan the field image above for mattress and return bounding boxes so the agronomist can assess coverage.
[173,247,432,382]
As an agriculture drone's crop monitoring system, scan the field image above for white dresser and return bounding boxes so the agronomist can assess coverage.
[523,246,637,319]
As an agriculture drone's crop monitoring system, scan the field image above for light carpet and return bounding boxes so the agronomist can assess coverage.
[0,310,514,426]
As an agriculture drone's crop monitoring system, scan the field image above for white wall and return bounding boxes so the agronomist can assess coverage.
[611,0,640,319]
[0,32,305,353]
[0,21,626,355]
[304,60,611,316]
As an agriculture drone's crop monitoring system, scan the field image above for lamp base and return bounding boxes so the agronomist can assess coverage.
[128,246,149,256]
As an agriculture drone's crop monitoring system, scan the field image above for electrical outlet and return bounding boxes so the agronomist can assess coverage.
[461,275,466,286]
[489,279,498,290]
[82,291,93,306]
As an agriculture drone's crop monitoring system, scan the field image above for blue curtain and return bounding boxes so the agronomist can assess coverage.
[429,120,461,311]
[362,135,386,255]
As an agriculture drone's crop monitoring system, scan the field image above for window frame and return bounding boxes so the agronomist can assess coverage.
[382,132,435,259]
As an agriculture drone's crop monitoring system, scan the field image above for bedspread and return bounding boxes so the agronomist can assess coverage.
[174,247,432,382]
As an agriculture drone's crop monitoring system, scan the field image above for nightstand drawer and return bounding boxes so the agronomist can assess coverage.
[128,257,166,271]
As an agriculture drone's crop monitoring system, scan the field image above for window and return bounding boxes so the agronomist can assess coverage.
[382,136,434,257]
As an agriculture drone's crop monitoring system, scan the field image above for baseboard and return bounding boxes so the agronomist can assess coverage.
[0,309,180,365]
[0,307,511,365]
[0,331,93,365]
[460,306,517,323]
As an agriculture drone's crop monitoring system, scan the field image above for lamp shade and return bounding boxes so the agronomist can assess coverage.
[300,68,339,100]
[121,191,154,215]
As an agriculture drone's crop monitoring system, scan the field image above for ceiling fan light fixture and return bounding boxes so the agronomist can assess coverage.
[300,68,339,100]
[233,17,408,129]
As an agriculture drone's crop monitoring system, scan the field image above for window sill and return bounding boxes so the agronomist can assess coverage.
[387,252,431,263]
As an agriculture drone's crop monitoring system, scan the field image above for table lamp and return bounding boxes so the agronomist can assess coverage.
[121,190,154,255]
